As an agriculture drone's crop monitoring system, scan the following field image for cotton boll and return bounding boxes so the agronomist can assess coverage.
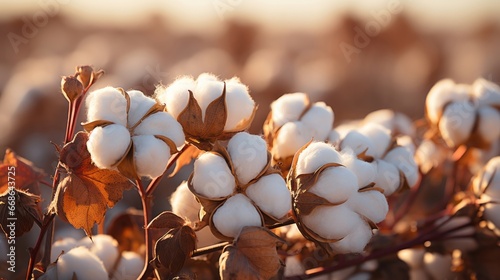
[477,106,500,144]
[484,203,500,230]
[415,140,448,174]
[227,132,268,185]
[112,251,143,280]
[396,135,415,155]
[134,112,185,147]
[224,78,255,131]
[246,174,291,219]
[170,181,200,222]
[364,109,415,137]
[329,222,372,253]
[87,124,131,169]
[155,76,194,119]
[384,147,419,187]
[372,160,400,195]
[309,167,357,204]
[423,253,452,280]
[274,121,314,159]
[51,237,78,262]
[328,129,341,146]
[271,93,309,128]
[472,78,500,107]
[193,153,235,198]
[302,205,362,240]
[133,135,170,178]
[398,248,425,268]
[341,150,376,187]
[127,90,156,126]
[212,194,262,238]
[473,157,500,198]
[194,74,224,119]
[57,246,108,280]
[438,101,475,147]
[358,124,392,158]
[340,130,374,158]
[86,86,128,126]
[347,190,388,223]
[425,79,463,124]
[86,235,120,273]
[296,142,341,175]
[301,102,334,141]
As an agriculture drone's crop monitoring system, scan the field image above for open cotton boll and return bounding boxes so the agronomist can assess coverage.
[301,102,334,141]
[51,237,78,262]
[340,130,374,158]
[296,142,342,175]
[397,248,425,268]
[477,106,500,144]
[245,174,291,219]
[472,157,500,197]
[347,191,388,223]
[271,92,309,128]
[439,101,475,147]
[383,147,419,187]
[155,76,194,119]
[86,235,120,273]
[484,203,500,230]
[86,86,128,126]
[364,109,415,137]
[212,194,262,238]
[309,167,357,204]
[423,253,452,280]
[133,135,170,178]
[341,149,375,187]
[87,124,131,169]
[329,222,372,254]
[425,79,465,124]
[302,205,362,240]
[274,121,313,159]
[372,160,400,195]
[358,124,392,159]
[472,78,500,107]
[193,153,235,198]
[57,246,108,280]
[327,129,341,146]
[224,78,255,131]
[127,90,156,126]
[134,112,185,147]
[170,181,200,222]
[227,132,268,185]
[112,251,143,280]
[194,74,224,119]
[396,135,415,155]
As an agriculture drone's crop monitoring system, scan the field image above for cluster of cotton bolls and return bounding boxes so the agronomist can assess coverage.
[47,235,143,280]
[189,132,291,239]
[85,87,185,178]
[472,156,500,234]
[329,120,419,196]
[263,92,334,170]
[398,248,454,280]
[290,142,389,253]
[425,78,500,149]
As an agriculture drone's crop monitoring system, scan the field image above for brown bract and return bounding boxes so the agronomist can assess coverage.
[219,226,285,280]
[0,188,42,238]
[49,132,133,237]
[0,148,46,194]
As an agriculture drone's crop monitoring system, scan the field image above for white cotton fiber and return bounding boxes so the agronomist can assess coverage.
[364,109,415,137]
[170,181,200,222]
[227,132,268,185]
[358,123,392,159]
[245,174,291,219]
[423,253,452,280]
[51,237,78,262]
[194,73,224,119]
[284,255,306,277]
[86,86,128,126]
[212,194,262,238]
[86,234,120,273]
[309,166,357,204]
[133,135,170,178]
[396,135,415,155]
[302,205,362,240]
[111,251,143,280]
[438,101,475,147]
[473,157,500,198]
[296,142,341,175]
[224,78,255,131]
[384,147,419,187]
[340,130,374,158]
[477,106,500,144]
[271,93,309,127]
[301,102,334,141]
[484,203,500,230]
[274,121,313,159]
[192,153,235,198]
[87,124,131,169]
[472,78,500,107]
[327,129,341,146]
[347,190,388,223]
[425,79,467,124]
[127,90,156,127]
[341,149,376,188]
[328,222,372,254]
[397,248,425,268]
[155,76,194,119]
[372,160,400,195]
[134,112,185,147]
[57,246,108,280]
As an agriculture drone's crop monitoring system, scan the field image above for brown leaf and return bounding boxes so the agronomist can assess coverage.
[219,227,285,280]
[295,192,345,216]
[169,145,201,178]
[50,132,133,237]
[0,188,42,238]
[148,211,189,243]
[0,149,46,193]
[107,209,145,254]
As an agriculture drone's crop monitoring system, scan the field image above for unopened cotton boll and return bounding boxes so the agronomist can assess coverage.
[127,90,156,126]
[245,174,291,219]
[193,152,235,198]
[112,251,143,280]
[341,150,376,187]
[51,237,78,262]
[224,78,255,131]
[155,76,194,119]
[57,246,108,280]
[87,124,131,169]
[132,135,170,178]
[423,252,452,280]
[212,193,262,238]
[384,147,419,187]
[358,123,392,158]
[227,132,268,185]
[274,121,313,159]
[347,190,388,223]
[472,78,500,107]
[134,112,185,147]
[86,86,128,126]
[477,106,500,144]
[302,205,363,240]
[438,101,475,147]
[300,102,334,141]
[372,160,400,195]
[309,166,357,204]
[271,93,309,128]
[329,222,372,253]
[296,142,342,175]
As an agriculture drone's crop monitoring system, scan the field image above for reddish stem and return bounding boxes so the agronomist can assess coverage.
[25,214,55,280]
[137,179,153,280]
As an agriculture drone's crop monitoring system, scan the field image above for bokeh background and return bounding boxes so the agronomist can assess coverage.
[1,0,500,277]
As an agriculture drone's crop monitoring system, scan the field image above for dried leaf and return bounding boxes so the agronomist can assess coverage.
[178,91,205,141]
[107,209,144,254]
[0,149,46,193]
[219,227,285,280]
[0,188,42,237]
[295,192,345,216]
[50,132,133,237]
[169,145,201,178]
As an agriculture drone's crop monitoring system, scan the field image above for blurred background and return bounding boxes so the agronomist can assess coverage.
[1,0,500,275]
